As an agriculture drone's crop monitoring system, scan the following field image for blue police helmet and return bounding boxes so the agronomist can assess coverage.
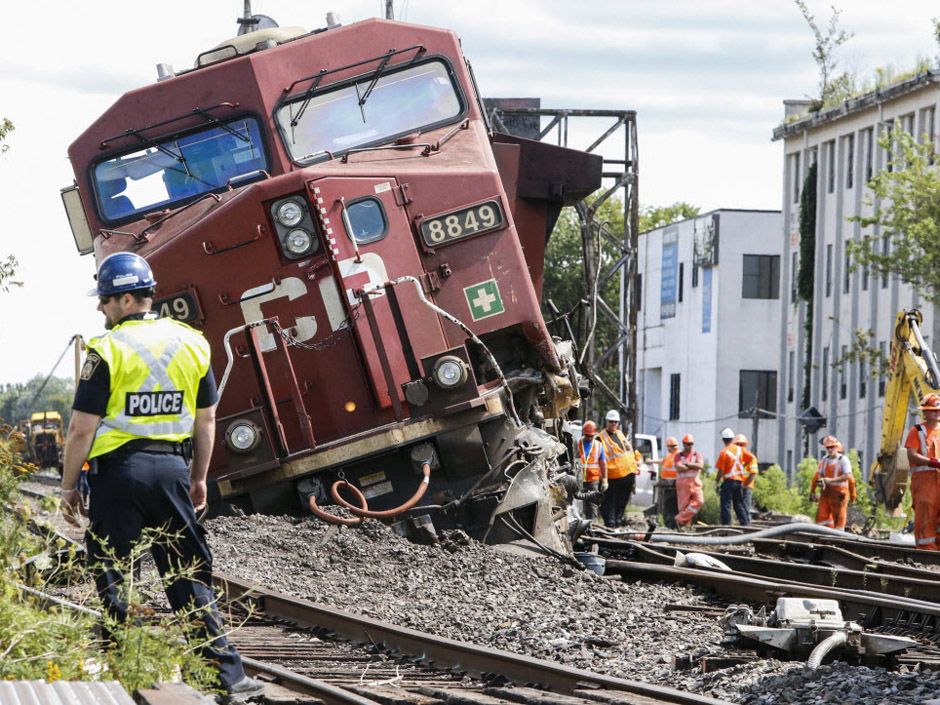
[90,252,157,297]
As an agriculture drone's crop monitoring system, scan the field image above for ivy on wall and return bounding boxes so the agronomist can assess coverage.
[798,162,818,410]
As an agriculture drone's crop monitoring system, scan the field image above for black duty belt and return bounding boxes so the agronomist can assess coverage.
[121,439,187,455]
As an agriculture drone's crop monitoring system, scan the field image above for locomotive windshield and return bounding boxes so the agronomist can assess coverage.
[276,60,463,162]
[93,117,268,222]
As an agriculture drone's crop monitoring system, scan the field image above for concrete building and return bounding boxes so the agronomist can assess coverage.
[637,209,783,466]
[773,73,940,476]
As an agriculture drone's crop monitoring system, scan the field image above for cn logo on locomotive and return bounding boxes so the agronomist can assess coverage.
[238,254,389,352]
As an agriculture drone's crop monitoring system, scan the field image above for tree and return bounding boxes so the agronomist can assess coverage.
[846,127,940,301]
[794,0,854,109]
[0,118,18,293]
[638,202,699,233]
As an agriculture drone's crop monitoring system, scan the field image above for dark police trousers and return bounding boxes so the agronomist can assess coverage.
[86,447,246,688]
[719,479,750,526]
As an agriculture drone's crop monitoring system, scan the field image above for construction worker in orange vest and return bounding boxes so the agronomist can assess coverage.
[674,434,704,527]
[905,394,940,550]
[734,434,759,516]
[578,420,608,521]
[599,410,638,527]
[714,427,754,526]
[810,435,856,530]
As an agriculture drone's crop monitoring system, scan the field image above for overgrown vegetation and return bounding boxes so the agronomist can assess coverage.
[0,430,224,693]
[794,0,854,110]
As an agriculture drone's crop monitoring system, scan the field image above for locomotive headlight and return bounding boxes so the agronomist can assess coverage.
[431,356,468,390]
[276,200,304,227]
[285,228,313,255]
[225,420,262,453]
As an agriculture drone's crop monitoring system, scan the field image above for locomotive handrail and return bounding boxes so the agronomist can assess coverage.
[218,318,275,399]
[361,276,522,426]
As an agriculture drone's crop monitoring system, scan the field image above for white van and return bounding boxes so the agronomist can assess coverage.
[632,433,660,508]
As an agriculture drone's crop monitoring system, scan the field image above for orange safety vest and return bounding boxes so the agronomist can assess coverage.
[715,444,747,482]
[660,450,678,480]
[811,455,852,491]
[599,429,637,479]
[910,424,940,475]
[580,439,603,483]
[675,449,704,479]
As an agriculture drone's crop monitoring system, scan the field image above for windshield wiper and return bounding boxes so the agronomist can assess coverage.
[124,129,216,190]
[358,50,395,109]
[193,107,250,143]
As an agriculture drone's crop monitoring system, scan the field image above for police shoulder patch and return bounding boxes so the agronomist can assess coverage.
[80,353,101,381]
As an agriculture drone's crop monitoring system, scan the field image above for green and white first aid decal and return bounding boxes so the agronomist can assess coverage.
[464,279,504,321]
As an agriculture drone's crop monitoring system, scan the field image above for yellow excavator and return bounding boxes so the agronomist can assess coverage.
[870,309,940,509]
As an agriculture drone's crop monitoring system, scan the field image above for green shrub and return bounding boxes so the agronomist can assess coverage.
[0,434,224,693]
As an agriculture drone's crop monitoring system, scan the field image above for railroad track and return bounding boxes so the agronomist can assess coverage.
[589,530,940,651]
[215,572,730,705]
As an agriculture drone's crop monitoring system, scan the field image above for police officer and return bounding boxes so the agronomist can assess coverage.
[60,252,263,702]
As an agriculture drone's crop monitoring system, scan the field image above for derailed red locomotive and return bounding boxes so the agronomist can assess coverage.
[61,14,600,548]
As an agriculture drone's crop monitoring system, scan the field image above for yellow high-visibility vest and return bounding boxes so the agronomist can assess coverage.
[87,316,211,458]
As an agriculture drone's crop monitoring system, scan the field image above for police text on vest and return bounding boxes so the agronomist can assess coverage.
[125,391,184,416]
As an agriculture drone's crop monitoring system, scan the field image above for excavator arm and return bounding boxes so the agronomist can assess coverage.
[871,309,940,509]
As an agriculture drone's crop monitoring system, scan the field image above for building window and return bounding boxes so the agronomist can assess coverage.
[790,251,798,303]
[845,134,854,190]
[864,128,874,182]
[825,244,833,298]
[878,341,887,397]
[678,262,685,303]
[859,358,867,399]
[636,273,642,311]
[787,350,795,403]
[742,254,780,299]
[843,246,851,294]
[840,344,847,399]
[692,265,698,288]
[792,152,801,203]
[822,346,829,402]
[826,140,836,193]
[881,236,889,288]
[787,449,793,474]
[924,106,936,164]
[739,370,777,416]
[862,260,869,291]
[884,119,895,173]
[669,373,681,421]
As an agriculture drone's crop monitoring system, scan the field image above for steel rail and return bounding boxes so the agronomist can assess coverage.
[214,572,730,705]
[594,538,940,603]
[747,537,940,581]
[676,524,940,566]
[240,655,382,705]
[604,560,940,632]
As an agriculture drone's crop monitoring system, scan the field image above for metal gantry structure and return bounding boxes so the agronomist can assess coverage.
[486,106,639,434]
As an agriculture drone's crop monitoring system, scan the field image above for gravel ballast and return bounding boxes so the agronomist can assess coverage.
[207,514,940,704]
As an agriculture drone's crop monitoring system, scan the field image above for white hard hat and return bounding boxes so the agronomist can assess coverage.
[720,427,735,440]
[605,410,620,422]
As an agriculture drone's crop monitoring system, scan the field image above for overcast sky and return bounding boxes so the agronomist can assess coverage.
[1,0,938,385]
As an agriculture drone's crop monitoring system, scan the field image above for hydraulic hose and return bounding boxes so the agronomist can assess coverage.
[308,494,363,527]
[621,522,861,546]
[807,631,847,670]
[331,463,431,519]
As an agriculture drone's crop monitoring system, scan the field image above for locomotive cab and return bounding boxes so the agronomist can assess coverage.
[63,15,601,549]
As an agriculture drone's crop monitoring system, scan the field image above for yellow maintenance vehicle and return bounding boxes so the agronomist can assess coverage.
[28,411,64,472]
[870,309,940,509]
